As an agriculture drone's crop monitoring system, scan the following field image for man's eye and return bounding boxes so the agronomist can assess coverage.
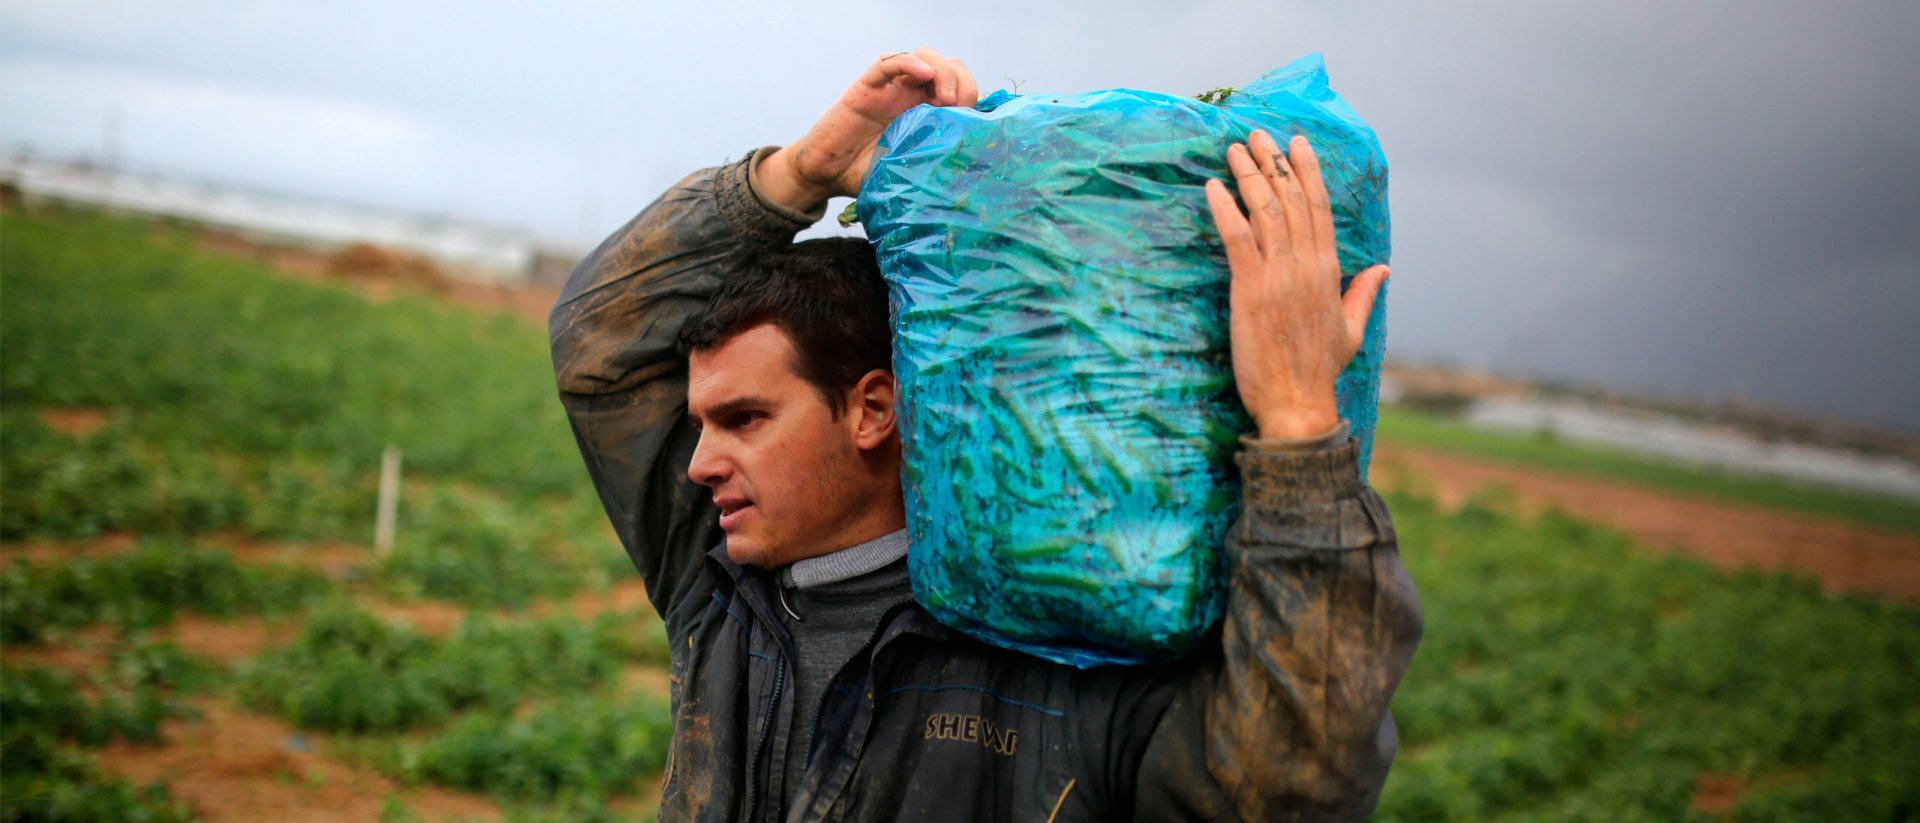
[728,411,766,429]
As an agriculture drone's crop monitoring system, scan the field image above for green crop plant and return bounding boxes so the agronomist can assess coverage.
[1371,491,1920,821]
[0,406,374,542]
[0,643,211,823]
[235,607,452,733]
[0,540,331,643]
[372,483,607,608]
[238,607,663,734]
[497,801,656,823]
[0,750,197,823]
[392,691,673,803]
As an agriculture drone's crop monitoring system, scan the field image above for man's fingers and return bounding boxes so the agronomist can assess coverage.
[913,47,957,104]
[953,57,979,108]
[1205,179,1261,274]
[1341,265,1390,357]
[1248,129,1289,187]
[1289,136,1341,281]
[1226,142,1285,252]
[865,51,936,90]
[1253,132,1313,269]
[861,49,980,109]
[1242,133,1293,244]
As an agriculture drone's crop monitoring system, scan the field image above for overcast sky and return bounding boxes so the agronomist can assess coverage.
[4,0,1917,434]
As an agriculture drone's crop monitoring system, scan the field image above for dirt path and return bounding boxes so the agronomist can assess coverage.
[1371,444,1920,603]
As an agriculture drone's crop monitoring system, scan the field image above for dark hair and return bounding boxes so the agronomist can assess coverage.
[678,237,892,417]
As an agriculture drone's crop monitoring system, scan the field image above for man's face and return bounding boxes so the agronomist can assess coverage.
[686,323,869,569]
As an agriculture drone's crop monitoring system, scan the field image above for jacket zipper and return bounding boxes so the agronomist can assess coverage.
[743,651,786,823]
[801,603,904,775]
[794,600,921,822]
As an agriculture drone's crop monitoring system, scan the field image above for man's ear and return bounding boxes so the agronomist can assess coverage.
[848,369,898,451]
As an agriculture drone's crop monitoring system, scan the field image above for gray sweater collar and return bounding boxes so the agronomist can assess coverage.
[780,529,910,589]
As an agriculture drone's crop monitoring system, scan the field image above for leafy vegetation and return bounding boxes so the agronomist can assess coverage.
[0,754,198,823]
[0,209,623,606]
[0,641,210,823]
[1376,490,1920,821]
[390,692,674,803]
[373,484,628,608]
[237,607,665,733]
[1193,86,1238,104]
[2,208,663,818]
[1377,406,1920,535]
[0,212,580,496]
[0,540,331,643]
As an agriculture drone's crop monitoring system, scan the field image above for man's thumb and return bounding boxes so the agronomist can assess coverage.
[1342,265,1390,353]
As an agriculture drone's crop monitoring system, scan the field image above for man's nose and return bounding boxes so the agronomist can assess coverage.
[687,430,727,487]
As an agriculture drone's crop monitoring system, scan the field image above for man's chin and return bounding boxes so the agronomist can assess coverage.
[723,537,776,569]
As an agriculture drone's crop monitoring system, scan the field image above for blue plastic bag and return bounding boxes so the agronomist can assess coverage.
[858,53,1390,667]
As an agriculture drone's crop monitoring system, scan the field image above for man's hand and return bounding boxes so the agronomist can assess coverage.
[758,48,978,213]
[1204,130,1389,441]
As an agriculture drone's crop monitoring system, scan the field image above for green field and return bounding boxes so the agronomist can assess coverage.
[3,209,1916,821]
[1377,407,1920,536]
[1,208,658,822]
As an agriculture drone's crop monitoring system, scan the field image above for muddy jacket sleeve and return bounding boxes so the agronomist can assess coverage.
[548,147,823,628]
[1128,438,1424,822]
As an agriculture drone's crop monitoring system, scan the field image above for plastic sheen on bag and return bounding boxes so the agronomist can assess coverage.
[856,53,1390,667]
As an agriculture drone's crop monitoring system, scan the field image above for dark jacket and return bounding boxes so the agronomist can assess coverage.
[548,147,1423,822]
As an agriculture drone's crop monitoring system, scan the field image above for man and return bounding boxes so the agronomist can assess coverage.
[549,48,1421,822]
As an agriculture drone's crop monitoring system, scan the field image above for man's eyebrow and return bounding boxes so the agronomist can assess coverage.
[689,395,775,423]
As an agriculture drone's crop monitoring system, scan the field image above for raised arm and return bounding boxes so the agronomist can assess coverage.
[549,49,977,627]
[549,150,821,626]
[1129,131,1421,820]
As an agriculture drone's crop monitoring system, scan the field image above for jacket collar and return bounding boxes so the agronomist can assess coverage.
[703,542,963,651]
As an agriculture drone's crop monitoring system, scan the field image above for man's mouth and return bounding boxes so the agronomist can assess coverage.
[715,497,754,530]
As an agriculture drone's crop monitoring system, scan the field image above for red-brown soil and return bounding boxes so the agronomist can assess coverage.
[365,599,472,637]
[368,578,653,637]
[162,615,305,664]
[97,699,503,823]
[37,406,112,437]
[1370,444,1920,603]
[1691,772,1746,816]
[536,577,654,622]
[218,537,371,580]
[2,533,367,579]
[619,663,673,701]
[2,615,303,674]
[2,531,142,566]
